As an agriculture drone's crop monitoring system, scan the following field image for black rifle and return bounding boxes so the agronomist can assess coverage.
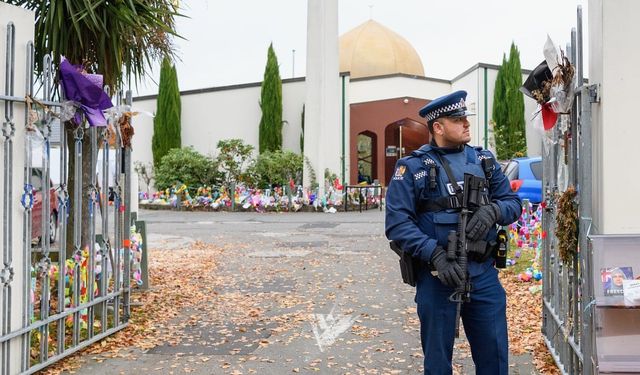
[448,173,488,338]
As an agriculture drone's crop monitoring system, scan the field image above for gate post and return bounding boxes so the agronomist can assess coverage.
[0,5,33,375]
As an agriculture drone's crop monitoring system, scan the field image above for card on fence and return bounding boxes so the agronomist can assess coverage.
[623,280,640,306]
[601,267,634,296]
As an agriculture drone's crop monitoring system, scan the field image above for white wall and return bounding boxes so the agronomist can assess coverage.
[281,80,307,154]
[451,70,481,147]
[349,75,450,105]
[454,65,542,159]
[130,99,156,169]
[589,0,604,234]
[589,0,640,233]
[132,79,307,191]
[0,3,31,373]
[182,86,261,157]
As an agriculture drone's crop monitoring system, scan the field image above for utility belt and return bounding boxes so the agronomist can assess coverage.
[389,238,505,287]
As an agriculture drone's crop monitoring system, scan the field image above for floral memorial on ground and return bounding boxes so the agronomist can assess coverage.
[506,200,545,290]
[139,181,384,212]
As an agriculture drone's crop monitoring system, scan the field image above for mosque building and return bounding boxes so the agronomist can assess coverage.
[131,18,540,189]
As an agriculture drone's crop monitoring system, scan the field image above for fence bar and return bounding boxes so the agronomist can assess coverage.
[56,126,67,356]
[577,6,596,374]
[0,288,129,343]
[99,128,109,333]
[87,126,97,339]
[1,21,16,375]
[71,124,83,347]
[22,324,128,375]
[123,91,132,321]
[20,39,34,374]
[114,114,122,328]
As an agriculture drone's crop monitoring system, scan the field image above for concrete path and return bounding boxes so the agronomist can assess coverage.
[68,209,537,375]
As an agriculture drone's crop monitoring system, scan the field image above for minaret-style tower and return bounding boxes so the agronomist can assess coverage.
[303,0,341,195]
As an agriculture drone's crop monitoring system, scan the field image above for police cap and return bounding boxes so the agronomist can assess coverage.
[418,90,476,122]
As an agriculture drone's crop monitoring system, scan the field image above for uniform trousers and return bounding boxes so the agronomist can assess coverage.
[416,267,508,375]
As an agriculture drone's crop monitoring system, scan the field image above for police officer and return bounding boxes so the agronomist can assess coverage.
[385,90,521,374]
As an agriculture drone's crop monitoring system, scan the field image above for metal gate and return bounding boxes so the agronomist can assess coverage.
[1,20,134,374]
[541,6,599,375]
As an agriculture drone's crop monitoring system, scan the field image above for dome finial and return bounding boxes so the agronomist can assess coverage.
[369,4,373,19]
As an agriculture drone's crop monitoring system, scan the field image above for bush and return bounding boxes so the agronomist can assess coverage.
[216,139,255,186]
[154,147,221,193]
[254,150,303,188]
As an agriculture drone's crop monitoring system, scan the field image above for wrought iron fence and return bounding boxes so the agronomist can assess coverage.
[0,19,135,374]
[541,5,597,375]
[343,184,385,212]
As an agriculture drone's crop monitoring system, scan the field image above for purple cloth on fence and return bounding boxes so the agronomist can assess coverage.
[59,58,113,126]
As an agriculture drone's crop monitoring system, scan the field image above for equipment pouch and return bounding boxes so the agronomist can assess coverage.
[495,229,508,269]
[390,241,418,287]
[400,251,418,287]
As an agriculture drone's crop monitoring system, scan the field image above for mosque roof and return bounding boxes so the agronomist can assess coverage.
[339,20,425,79]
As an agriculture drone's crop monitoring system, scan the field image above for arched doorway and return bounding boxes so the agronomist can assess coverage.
[356,131,377,183]
[384,118,429,184]
[348,96,429,185]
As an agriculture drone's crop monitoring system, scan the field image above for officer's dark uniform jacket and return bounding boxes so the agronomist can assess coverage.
[385,143,521,303]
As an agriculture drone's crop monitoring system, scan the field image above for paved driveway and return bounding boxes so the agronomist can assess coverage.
[72,209,536,374]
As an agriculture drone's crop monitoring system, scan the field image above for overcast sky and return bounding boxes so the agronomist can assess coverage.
[132,0,588,96]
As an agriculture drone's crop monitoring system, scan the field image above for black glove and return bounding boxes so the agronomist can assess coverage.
[466,203,500,241]
[431,246,465,288]
[467,240,494,263]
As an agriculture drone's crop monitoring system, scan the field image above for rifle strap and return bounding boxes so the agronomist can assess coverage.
[433,151,463,202]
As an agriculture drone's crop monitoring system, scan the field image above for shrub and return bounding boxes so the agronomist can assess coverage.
[254,150,303,188]
[216,139,255,186]
[154,147,221,192]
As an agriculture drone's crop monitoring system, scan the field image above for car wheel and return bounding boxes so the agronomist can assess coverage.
[49,213,58,244]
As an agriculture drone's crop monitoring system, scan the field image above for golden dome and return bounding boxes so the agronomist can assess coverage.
[339,20,425,79]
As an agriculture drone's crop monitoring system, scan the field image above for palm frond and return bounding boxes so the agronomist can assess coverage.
[4,0,184,92]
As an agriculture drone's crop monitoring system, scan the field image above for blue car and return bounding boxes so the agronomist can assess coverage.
[501,156,543,204]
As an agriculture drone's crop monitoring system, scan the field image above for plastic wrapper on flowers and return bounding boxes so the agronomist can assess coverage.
[520,36,575,131]
[58,57,113,127]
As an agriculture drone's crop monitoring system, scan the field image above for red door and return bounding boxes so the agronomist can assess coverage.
[384,119,429,184]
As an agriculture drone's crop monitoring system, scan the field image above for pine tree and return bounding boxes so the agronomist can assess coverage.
[259,43,283,153]
[505,43,527,157]
[492,42,527,159]
[152,57,182,168]
[492,54,509,160]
